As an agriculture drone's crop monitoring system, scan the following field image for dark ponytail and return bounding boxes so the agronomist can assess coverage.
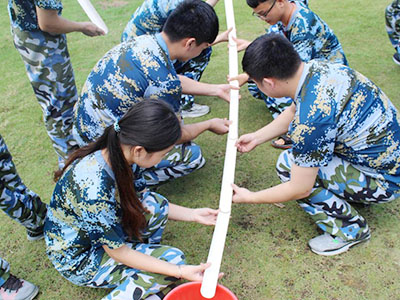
[55,100,181,239]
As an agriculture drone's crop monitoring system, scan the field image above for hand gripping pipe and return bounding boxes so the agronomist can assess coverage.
[77,0,109,34]
[200,0,239,298]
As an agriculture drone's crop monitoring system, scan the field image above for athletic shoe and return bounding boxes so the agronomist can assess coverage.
[308,232,370,256]
[0,274,39,300]
[393,53,400,66]
[181,103,210,118]
[26,228,44,241]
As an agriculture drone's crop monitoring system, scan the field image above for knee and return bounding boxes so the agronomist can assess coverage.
[142,192,169,219]
[182,143,205,169]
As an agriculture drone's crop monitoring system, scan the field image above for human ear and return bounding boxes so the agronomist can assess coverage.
[263,78,275,88]
[131,145,146,158]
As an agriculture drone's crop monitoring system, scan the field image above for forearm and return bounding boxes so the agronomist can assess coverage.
[206,0,219,7]
[250,181,311,204]
[178,121,211,143]
[36,7,85,34]
[254,104,295,144]
[179,75,218,97]
[168,203,194,222]
[103,245,180,278]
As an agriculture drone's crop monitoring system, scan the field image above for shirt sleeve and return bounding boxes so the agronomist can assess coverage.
[290,77,337,167]
[35,0,63,11]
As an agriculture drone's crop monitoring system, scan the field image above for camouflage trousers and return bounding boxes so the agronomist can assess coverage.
[276,150,398,241]
[86,191,184,300]
[0,134,47,285]
[133,142,205,191]
[386,0,400,54]
[12,26,78,166]
[248,82,292,119]
[173,47,212,110]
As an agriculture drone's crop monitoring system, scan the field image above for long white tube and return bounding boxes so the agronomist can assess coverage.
[77,0,109,34]
[200,0,239,297]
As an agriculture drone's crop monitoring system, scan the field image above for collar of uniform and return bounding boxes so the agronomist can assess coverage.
[155,33,172,62]
[294,62,310,103]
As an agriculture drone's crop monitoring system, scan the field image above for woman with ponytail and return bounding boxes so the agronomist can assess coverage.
[45,100,220,299]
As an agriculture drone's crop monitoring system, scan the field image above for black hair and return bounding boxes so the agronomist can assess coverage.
[163,0,219,45]
[242,34,301,82]
[55,100,181,240]
[246,0,271,9]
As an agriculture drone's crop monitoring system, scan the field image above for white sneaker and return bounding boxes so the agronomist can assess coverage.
[308,232,370,256]
[181,103,210,118]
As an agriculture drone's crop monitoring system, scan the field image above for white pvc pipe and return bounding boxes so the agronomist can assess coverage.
[200,0,239,297]
[77,0,109,34]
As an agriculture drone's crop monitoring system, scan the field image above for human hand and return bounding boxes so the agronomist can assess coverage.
[180,263,224,282]
[191,208,219,225]
[208,118,231,135]
[227,73,249,87]
[212,27,233,45]
[215,84,240,103]
[232,37,251,52]
[81,22,105,36]
[231,183,253,203]
[235,132,259,153]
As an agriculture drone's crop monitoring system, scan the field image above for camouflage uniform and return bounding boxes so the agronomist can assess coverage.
[276,61,400,241]
[45,151,184,299]
[0,134,47,285]
[249,0,347,118]
[8,0,78,166]
[386,0,400,55]
[73,33,205,186]
[121,0,212,110]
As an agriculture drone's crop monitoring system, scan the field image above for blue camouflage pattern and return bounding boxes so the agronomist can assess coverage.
[73,33,205,186]
[273,60,400,241]
[9,0,78,166]
[0,134,47,285]
[386,0,400,55]
[73,33,181,146]
[121,0,212,110]
[289,60,400,194]
[44,150,184,299]
[0,258,10,287]
[249,0,348,118]
[8,0,62,31]
[277,150,397,241]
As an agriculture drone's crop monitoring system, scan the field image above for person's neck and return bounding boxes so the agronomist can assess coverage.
[160,32,178,60]
[282,1,295,27]
[287,62,304,100]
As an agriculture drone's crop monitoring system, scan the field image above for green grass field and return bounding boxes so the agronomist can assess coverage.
[1,0,400,299]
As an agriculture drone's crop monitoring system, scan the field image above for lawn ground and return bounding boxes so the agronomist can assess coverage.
[0,0,400,299]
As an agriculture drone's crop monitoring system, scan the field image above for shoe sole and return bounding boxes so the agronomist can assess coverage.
[27,285,39,300]
[309,235,370,256]
[393,55,400,66]
[27,234,44,241]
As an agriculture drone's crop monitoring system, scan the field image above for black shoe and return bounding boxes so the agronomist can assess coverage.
[393,53,400,66]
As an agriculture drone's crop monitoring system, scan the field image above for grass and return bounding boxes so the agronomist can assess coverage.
[1,0,400,299]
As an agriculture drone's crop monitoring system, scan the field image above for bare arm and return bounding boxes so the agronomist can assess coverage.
[205,0,219,7]
[236,103,295,153]
[232,164,319,204]
[103,245,211,281]
[168,203,218,226]
[36,7,105,36]
[178,118,231,144]
[178,75,238,103]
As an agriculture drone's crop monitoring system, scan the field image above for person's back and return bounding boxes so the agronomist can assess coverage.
[121,0,184,41]
[268,1,347,64]
[292,60,400,193]
[73,34,181,146]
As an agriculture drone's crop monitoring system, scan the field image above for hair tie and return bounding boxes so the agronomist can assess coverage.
[114,120,121,133]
